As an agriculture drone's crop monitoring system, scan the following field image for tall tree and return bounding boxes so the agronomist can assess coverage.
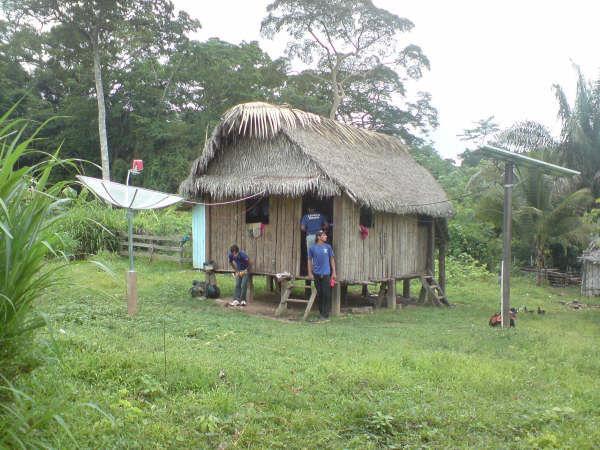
[3,0,199,180]
[492,120,557,153]
[458,116,500,146]
[554,66,600,195]
[261,0,435,140]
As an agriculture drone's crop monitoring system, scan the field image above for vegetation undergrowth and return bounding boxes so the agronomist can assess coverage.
[5,255,599,448]
[49,194,191,258]
[0,106,78,448]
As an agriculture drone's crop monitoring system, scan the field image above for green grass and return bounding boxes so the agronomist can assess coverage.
[5,254,600,449]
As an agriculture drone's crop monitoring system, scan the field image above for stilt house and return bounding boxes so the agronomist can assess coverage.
[180,102,453,314]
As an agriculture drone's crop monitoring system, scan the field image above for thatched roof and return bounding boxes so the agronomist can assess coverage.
[581,239,600,263]
[180,102,452,217]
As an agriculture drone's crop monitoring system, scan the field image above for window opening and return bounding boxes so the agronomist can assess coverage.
[246,197,269,224]
[359,206,373,228]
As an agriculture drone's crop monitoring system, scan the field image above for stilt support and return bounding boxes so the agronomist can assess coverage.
[386,278,396,310]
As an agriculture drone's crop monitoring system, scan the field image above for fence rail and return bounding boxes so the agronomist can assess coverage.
[118,233,192,264]
[520,266,581,287]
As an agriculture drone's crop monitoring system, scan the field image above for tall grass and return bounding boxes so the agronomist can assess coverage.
[0,106,72,373]
[50,194,192,258]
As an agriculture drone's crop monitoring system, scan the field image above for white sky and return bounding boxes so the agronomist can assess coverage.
[174,0,600,160]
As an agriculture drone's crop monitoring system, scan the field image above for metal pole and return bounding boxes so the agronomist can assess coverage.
[127,208,138,315]
[126,170,137,316]
[501,162,514,328]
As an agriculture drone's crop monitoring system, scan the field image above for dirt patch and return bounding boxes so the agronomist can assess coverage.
[214,293,314,322]
[211,292,424,321]
[559,300,600,310]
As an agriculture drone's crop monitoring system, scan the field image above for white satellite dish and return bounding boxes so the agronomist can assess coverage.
[76,173,185,316]
[77,175,183,210]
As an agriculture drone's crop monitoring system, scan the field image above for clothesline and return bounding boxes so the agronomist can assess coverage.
[182,191,266,206]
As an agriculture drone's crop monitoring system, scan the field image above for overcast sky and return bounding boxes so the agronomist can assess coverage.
[173,0,599,160]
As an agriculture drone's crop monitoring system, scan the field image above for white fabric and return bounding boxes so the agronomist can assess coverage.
[77,175,183,210]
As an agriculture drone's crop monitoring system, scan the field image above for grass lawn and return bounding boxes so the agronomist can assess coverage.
[6,254,600,449]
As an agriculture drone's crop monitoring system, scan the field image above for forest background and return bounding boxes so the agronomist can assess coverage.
[1,0,599,272]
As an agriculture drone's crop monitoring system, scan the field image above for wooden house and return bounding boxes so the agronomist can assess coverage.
[180,102,453,314]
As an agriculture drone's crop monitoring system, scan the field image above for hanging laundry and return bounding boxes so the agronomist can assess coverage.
[359,224,369,240]
[247,222,263,238]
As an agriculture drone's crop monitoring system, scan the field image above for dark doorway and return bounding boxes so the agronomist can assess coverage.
[300,195,334,276]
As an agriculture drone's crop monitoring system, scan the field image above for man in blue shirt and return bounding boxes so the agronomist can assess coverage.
[308,230,337,320]
[228,244,251,306]
[300,208,328,254]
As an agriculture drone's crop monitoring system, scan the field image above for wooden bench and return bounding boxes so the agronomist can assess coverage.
[274,275,317,320]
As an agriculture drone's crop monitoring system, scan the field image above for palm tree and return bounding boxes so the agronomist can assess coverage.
[512,151,592,284]
[470,151,592,285]
[554,66,600,195]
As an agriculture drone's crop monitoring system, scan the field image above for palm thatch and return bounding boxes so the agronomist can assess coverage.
[581,239,600,263]
[180,102,452,217]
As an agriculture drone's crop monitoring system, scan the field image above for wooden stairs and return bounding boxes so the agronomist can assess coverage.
[419,275,449,306]
[275,278,317,320]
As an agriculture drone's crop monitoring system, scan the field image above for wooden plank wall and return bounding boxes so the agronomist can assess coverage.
[582,262,600,296]
[206,196,302,275]
[334,195,429,281]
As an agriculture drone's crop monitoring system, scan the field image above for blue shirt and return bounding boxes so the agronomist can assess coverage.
[301,213,327,235]
[228,250,249,270]
[309,243,334,276]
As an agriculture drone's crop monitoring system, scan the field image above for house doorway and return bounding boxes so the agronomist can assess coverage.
[300,195,334,276]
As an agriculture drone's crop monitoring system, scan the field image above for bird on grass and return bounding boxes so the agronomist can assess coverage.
[537,306,546,315]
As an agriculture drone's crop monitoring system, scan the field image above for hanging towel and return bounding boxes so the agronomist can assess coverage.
[247,222,263,238]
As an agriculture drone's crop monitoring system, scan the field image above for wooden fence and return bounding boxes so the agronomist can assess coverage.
[520,267,581,287]
[118,233,192,264]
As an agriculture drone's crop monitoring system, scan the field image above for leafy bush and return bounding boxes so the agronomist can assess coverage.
[50,191,191,258]
[445,253,494,285]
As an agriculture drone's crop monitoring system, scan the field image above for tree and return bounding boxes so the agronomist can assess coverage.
[514,152,592,284]
[3,0,199,180]
[261,0,436,140]
[458,116,499,146]
[470,150,592,283]
[554,66,600,196]
[492,120,557,153]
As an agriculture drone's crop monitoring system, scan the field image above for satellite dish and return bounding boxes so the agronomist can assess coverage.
[77,175,183,210]
[76,174,185,316]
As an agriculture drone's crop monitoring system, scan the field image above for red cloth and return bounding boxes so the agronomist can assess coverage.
[359,225,369,240]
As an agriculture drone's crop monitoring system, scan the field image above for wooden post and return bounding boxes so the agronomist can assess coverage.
[403,279,410,299]
[127,270,138,316]
[332,282,341,316]
[427,221,435,276]
[204,270,216,286]
[501,162,514,328]
[386,278,396,309]
[439,240,446,294]
[418,285,427,303]
[275,278,291,316]
[341,283,348,305]
[361,285,368,297]
[246,275,254,303]
[376,282,386,308]
[267,275,274,292]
